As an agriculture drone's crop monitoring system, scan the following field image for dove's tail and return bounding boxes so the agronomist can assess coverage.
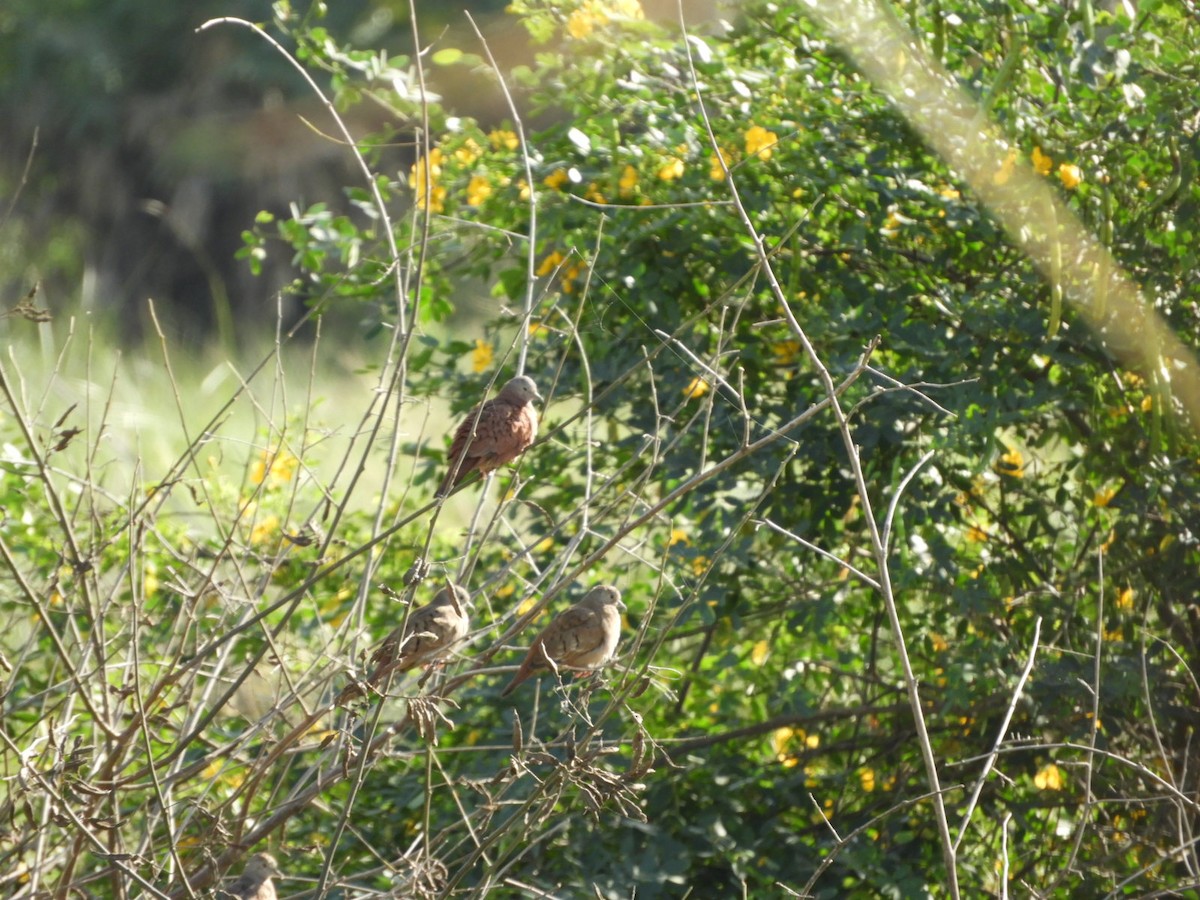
[436,458,477,497]
[500,666,532,697]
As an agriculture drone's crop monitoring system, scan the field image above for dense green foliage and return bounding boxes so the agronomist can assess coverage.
[4,1,1200,897]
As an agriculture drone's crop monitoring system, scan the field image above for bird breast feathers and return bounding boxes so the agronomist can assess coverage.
[541,605,618,667]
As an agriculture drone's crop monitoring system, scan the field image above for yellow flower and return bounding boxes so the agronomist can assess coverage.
[143,561,159,598]
[668,528,690,546]
[1093,486,1117,507]
[771,727,801,767]
[537,250,566,277]
[772,727,793,754]
[584,182,606,203]
[995,448,1025,478]
[1031,146,1053,176]
[966,525,989,543]
[409,147,443,184]
[1034,763,1064,791]
[561,263,583,293]
[751,640,769,665]
[860,767,876,792]
[454,139,482,166]
[657,156,684,181]
[618,164,639,197]
[527,321,550,338]
[993,148,1017,185]
[471,339,494,373]
[250,514,280,546]
[517,179,530,201]
[544,168,569,190]
[409,148,446,213]
[567,0,644,38]
[691,555,710,576]
[1115,587,1134,610]
[709,145,735,181]
[744,125,779,161]
[1058,163,1083,189]
[488,129,519,151]
[682,376,709,400]
[420,185,445,213]
[251,448,299,486]
[516,596,538,617]
[930,633,948,653]
[939,186,961,200]
[566,6,598,38]
[466,175,493,207]
[1141,395,1153,412]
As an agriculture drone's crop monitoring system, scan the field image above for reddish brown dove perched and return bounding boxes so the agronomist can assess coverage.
[437,375,543,496]
[217,853,281,900]
[337,583,472,704]
[501,585,626,697]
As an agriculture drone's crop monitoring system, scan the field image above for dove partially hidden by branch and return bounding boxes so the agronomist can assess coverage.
[437,375,543,497]
[217,853,281,900]
[337,583,471,704]
[501,585,626,697]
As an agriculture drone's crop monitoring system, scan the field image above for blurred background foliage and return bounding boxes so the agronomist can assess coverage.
[3,0,1200,897]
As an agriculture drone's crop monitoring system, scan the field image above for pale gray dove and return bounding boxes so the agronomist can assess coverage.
[437,375,542,496]
[217,853,281,900]
[337,583,471,703]
[501,585,625,696]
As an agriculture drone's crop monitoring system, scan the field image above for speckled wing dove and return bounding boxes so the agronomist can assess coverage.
[437,375,543,496]
[501,585,625,697]
[337,583,471,704]
[217,853,280,900]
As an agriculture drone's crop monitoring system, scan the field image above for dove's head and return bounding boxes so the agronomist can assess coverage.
[584,584,625,611]
[242,853,281,880]
[436,582,473,610]
[499,375,543,406]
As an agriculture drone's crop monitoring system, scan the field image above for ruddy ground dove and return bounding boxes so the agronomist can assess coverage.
[217,853,281,900]
[501,585,626,697]
[337,583,471,703]
[437,374,542,496]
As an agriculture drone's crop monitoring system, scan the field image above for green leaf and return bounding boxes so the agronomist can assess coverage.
[432,47,463,66]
